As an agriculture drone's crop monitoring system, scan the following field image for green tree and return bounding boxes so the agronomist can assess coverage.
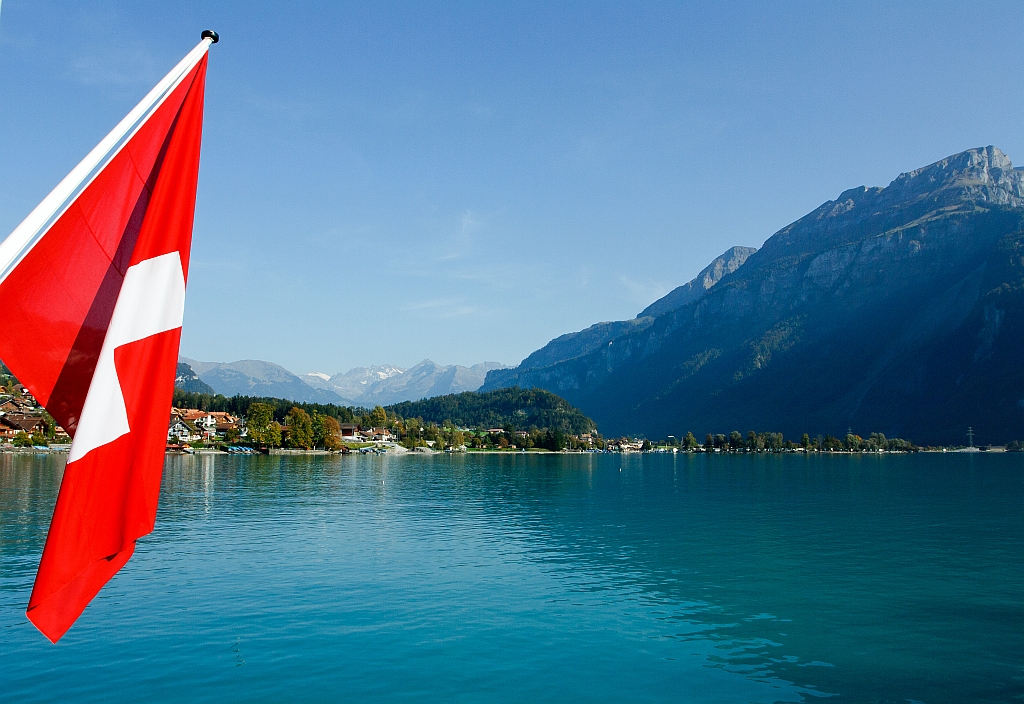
[12,431,31,447]
[746,430,760,451]
[247,403,282,447]
[368,405,387,428]
[683,431,699,451]
[38,412,57,440]
[704,433,714,451]
[822,435,843,452]
[801,433,811,450]
[312,411,343,450]
[286,407,314,449]
[728,430,744,450]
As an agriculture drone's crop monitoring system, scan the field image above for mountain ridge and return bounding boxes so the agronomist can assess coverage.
[638,245,758,319]
[487,245,759,382]
[179,357,508,406]
[484,146,1024,445]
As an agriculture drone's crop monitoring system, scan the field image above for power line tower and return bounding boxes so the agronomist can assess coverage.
[967,427,975,448]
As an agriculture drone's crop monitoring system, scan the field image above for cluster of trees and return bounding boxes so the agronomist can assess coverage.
[171,387,599,438]
[246,404,345,450]
[173,388,601,452]
[440,427,598,452]
[172,390,360,424]
[386,388,597,435]
[230,400,600,452]
[10,421,57,448]
[358,414,599,452]
[7,418,61,447]
[662,430,917,453]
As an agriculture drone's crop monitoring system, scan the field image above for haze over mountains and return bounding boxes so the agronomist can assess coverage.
[484,146,1024,445]
[179,357,507,406]
[300,361,506,406]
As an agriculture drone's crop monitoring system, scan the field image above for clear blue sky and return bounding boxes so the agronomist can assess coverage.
[2,2,1023,375]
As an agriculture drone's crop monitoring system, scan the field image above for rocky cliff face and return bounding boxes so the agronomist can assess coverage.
[484,147,1024,444]
[638,246,757,318]
[174,362,215,394]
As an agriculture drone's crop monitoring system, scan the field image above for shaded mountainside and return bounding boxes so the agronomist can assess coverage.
[485,245,758,385]
[638,245,757,318]
[386,388,597,435]
[174,363,215,394]
[485,146,1024,445]
[516,319,654,371]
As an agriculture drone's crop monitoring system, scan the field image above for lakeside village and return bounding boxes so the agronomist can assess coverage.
[173,410,934,455]
[0,374,1011,455]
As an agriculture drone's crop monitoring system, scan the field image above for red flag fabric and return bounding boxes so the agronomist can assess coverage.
[0,39,211,642]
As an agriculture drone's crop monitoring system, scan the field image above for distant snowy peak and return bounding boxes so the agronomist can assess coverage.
[322,365,407,399]
[299,371,335,390]
[324,361,510,405]
[184,357,509,406]
[180,358,352,404]
[355,360,510,406]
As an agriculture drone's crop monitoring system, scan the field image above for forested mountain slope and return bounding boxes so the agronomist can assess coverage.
[386,388,596,435]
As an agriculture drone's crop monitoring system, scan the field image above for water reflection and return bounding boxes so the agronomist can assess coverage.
[1,452,1022,703]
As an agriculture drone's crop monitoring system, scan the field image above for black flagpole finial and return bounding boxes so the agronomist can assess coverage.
[201,30,219,44]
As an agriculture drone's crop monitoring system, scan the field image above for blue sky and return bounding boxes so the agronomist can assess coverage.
[2,2,1023,375]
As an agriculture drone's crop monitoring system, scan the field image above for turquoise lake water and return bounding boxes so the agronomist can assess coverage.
[1,452,1022,702]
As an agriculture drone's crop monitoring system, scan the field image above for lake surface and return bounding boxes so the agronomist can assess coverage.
[1,452,1022,703]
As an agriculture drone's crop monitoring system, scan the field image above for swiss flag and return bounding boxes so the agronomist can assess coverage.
[0,38,212,642]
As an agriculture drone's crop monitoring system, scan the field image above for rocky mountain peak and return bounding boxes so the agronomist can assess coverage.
[638,245,757,319]
[886,146,1024,206]
[758,146,1024,263]
[485,146,1024,443]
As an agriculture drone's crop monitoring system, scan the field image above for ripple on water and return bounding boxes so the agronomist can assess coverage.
[1,452,1022,703]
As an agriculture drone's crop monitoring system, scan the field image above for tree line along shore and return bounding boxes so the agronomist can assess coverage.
[0,360,1003,452]
[170,389,962,454]
[172,387,599,451]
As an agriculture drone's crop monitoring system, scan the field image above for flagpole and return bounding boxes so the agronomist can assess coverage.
[0,32,218,286]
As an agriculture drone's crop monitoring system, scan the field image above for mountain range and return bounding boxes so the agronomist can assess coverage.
[300,361,506,406]
[179,357,507,406]
[484,146,1024,445]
